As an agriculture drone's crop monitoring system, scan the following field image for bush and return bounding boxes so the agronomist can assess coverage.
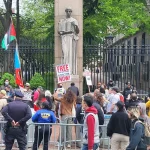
[0,73,16,87]
[29,73,46,89]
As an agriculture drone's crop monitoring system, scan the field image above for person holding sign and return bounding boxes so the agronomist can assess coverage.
[53,89,76,148]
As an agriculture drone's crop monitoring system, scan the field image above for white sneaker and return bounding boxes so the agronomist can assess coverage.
[67,144,71,148]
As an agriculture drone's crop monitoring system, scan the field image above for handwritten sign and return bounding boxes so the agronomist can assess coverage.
[56,64,71,83]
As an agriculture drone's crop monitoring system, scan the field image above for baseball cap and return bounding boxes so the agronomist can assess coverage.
[25,83,30,87]
[14,90,24,98]
[0,90,6,96]
[111,86,119,93]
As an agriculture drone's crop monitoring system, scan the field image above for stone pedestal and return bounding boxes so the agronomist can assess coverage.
[62,75,79,90]
[54,0,83,95]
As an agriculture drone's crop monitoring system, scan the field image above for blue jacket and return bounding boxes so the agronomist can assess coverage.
[126,120,146,150]
[32,109,56,123]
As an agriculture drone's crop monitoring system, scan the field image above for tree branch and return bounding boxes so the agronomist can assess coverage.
[0,14,6,32]
[3,0,7,9]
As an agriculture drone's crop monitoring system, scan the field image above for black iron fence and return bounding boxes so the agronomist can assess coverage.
[83,41,150,95]
[0,38,54,91]
[1,37,150,95]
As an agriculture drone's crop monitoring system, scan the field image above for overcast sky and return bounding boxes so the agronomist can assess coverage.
[0,0,23,13]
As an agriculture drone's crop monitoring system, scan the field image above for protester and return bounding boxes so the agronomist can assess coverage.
[68,82,79,96]
[32,101,56,150]
[138,103,150,148]
[126,106,147,150]
[45,90,56,112]
[146,98,150,117]
[123,82,132,105]
[22,83,33,101]
[76,97,84,124]
[107,101,131,150]
[5,85,14,101]
[54,89,76,148]
[91,91,104,125]
[96,82,101,90]
[34,91,46,111]
[0,79,12,90]
[75,96,82,148]
[126,93,140,109]
[106,87,120,114]
[100,84,109,99]
[33,86,43,102]
[0,90,8,111]
[55,83,66,97]
[2,90,32,150]
[0,90,8,146]
[107,79,115,89]
[82,95,99,150]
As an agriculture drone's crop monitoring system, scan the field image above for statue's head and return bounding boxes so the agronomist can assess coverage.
[65,7,72,18]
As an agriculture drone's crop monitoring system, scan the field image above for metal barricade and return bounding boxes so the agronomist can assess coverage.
[0,119,7,149]
[27,122,61,150]
[100,125,110,150]
[26,116,111,150]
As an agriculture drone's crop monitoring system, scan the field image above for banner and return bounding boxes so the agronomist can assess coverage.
[56,64,71,83]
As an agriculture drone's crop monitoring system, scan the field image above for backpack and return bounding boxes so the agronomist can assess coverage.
[135,120,150,138]
[134,120,150,146]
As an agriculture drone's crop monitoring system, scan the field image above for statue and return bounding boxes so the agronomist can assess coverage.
[58,7,79,75]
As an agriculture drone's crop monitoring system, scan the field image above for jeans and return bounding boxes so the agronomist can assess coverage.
[60,115,72,143]
[82,143,99,150]
[32,125,52,150]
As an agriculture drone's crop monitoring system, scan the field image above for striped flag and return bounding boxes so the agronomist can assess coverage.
[14,44,24,87]
[1,20,16,50]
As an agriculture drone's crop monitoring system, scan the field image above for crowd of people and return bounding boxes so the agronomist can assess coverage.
[0,78,150,150]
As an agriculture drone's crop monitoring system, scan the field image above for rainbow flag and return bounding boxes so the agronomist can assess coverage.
[1,20,16,50]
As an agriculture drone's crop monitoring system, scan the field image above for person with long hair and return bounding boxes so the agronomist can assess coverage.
[126,106,147,150]
[53,89,76,148]
[34,91,46,111]
[138,103,150,149]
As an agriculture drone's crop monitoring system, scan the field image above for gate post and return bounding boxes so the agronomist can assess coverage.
[54,0,83,95]
[105,35,114,83]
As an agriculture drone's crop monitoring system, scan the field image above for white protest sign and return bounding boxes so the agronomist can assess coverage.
[83,69,92,86]
[56,64,71,83]
[86,76,92,85]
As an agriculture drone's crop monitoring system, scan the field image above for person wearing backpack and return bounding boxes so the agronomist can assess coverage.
[107,101,131,150]
[126,106,147,150]
[138,103,150,149]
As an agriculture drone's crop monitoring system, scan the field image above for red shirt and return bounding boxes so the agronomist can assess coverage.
[34,98,46,111]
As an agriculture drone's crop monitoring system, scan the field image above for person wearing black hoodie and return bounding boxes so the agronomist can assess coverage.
[107,101,131,150]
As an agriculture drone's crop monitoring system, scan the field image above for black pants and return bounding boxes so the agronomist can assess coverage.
[5,127,27,150]
[32,125,52,150]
